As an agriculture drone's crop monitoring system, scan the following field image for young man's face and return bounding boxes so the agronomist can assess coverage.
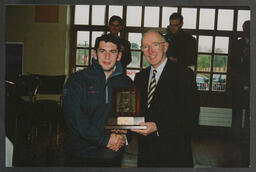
[169,19,183,34]
[142,31,168,69]
[93,41,121,77]
[108,20,122,35]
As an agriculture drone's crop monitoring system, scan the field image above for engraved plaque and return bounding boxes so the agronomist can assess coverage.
[105,87,146,130]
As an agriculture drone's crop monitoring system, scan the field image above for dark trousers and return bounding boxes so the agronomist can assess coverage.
[65,153,122,167]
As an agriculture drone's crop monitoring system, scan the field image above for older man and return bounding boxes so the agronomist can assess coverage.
[132,30,199,167]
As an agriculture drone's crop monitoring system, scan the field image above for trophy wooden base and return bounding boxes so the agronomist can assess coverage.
[105,125,147,130]
[105,117,147,130]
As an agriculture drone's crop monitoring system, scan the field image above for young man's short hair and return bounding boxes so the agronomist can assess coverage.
[169,12,183,24]
[94,34,121,52]
[109,15,123,26]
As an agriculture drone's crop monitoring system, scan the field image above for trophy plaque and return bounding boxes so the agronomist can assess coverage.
[105,87,146,130]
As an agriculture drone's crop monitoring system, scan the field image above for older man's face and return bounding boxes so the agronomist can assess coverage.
[141,31,168,69]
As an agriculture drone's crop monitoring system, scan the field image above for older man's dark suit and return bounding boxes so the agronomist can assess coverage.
[134,59,199,167]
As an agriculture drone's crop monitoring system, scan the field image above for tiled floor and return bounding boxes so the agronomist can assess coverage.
[121,135,250,168]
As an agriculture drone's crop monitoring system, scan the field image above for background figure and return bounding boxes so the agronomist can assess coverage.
[132,30,200,167]
[62,34,133,167]
[164,12,197,67]
[230,20,250,139]
[108,15,132,72]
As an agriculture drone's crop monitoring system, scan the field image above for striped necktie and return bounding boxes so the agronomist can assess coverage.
[147,70,157,108]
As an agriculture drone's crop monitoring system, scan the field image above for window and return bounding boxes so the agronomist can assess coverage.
[72,6,250,93]
[144,7,160,27]
[199,8,215,30]
[181,8,197,29]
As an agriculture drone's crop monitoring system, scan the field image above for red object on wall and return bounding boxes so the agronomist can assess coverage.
[35,6,59,23]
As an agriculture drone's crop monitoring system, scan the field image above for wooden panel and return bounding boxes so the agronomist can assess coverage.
[35,6,59,23]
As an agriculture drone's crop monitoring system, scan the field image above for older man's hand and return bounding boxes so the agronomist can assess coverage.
[131,122,157,136]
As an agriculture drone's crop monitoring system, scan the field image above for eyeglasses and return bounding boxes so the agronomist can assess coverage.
[141,42,165,51]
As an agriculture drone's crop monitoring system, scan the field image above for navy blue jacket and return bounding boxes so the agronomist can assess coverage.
[62,59,133,159]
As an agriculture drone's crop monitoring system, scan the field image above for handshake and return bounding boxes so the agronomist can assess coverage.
[106,130,127,152]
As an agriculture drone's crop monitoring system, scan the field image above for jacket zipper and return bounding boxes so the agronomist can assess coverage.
[104,68,122,104]
[105,84,108,104]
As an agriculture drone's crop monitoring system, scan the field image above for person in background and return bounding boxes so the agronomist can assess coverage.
[108,15,132,72]
[164,12,197,68]
[62,34,133,167]
[132,30,200,167]
[230,20,250,140]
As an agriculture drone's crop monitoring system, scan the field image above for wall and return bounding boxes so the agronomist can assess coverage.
[5,5,70,76]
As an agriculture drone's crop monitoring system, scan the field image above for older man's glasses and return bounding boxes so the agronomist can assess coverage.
[141,42,165,51]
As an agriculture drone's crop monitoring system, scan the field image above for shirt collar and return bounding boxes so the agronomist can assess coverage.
[150,57,168,76]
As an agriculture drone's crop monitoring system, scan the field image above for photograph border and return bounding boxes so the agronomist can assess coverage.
[1,0,255,172]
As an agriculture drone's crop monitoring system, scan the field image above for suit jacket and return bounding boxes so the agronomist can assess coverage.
[134,59,200,167]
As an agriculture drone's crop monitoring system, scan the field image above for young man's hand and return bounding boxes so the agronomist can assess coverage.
[106,133,126,151]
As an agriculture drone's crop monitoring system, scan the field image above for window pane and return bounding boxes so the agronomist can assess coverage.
[212,74,226,91]
[162,7,178,28]
[128,33,142,50]
[237,10,250,31]
[198,36,213,53]
[109,5,123,20]
[199,8,215,30]
[213,55,228,73]
[127,51,141,68]
[181,8,197,29]
[215,36,229,54]
[143,56,150,68]
[76,49,89,65]
[217,9,234,31]
[127,6,142,26]
[92,5,106,25]
[144,6,160,27]
[197,54,211,72]
[91,31,104,47]
[74,5,89,25]
[126,69,140,81]
[196,73,210,91]
[77,31,90,48]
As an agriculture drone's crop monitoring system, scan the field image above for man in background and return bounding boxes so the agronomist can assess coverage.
[108,15,132,72]
[231,20,250,140]
[164,12,197,68]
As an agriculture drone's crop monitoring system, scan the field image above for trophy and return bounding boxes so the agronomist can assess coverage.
[105,87,146,130]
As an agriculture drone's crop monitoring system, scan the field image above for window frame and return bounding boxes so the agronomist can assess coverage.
[70,5,250,95]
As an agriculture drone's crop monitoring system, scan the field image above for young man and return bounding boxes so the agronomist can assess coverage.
[132,30,200,167]
[62,34,133,167]
[164,12,197,67]
[108,15,131,71]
